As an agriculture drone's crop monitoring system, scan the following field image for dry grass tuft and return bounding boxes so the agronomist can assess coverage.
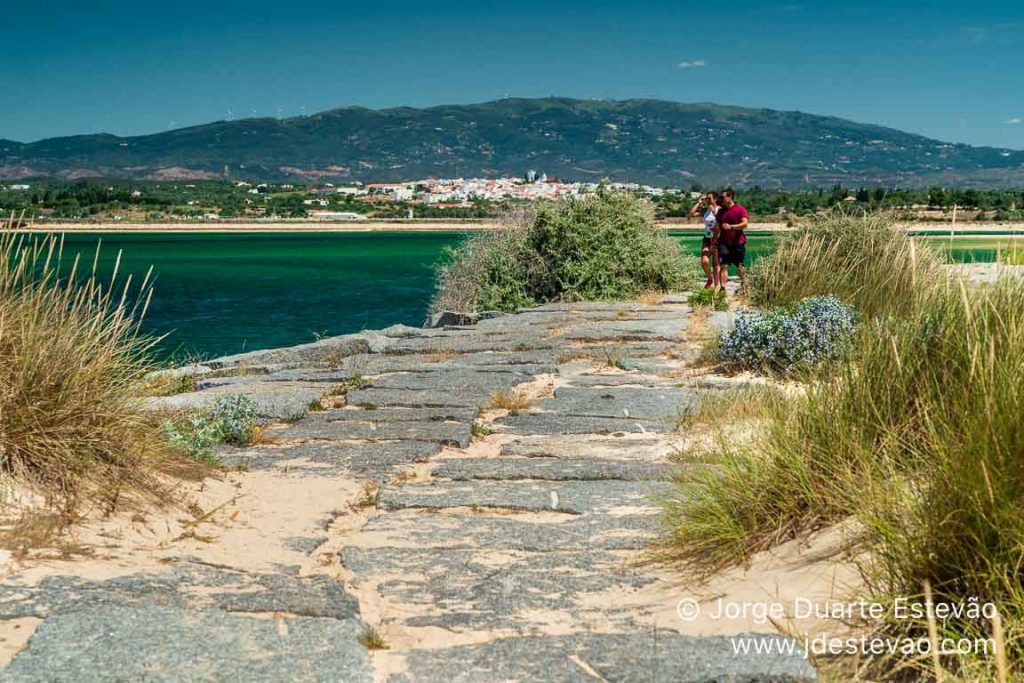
[489,387,534,411]
[0,231,177,513]
[357,626,389,650]
[423,347,461,362]
[638,290,664,305]
[353,481,380,509]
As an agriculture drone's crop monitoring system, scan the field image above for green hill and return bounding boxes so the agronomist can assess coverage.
[2,98,1022,187]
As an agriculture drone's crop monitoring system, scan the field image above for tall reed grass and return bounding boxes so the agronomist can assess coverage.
[998,244,1024,266]
[749,214,944,319]
[665,215,1024,678]
[0,228,173,511]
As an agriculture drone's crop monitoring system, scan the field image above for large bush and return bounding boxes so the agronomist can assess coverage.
[717,296,857,373]
[0,232,174,510]
[433,192,699,313]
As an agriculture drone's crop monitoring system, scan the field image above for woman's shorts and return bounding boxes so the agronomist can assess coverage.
[701,237,713,250]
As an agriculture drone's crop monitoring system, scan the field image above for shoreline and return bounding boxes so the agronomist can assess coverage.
[7,220,1024,234]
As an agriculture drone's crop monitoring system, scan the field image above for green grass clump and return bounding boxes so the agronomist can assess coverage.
[749,213,943,319]
[433,191,700,313]
[0,231,174,510]
[665,216,1024,677]
[687,288,729,310]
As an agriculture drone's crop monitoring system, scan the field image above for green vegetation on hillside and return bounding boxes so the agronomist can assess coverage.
[432,192,699,312]
[4,98,1024,186]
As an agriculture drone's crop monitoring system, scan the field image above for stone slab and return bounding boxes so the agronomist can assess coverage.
[216,441,439,478]
[0,560,361,621]
[495,413,673,435]
[441,350,559,367]
[385,335,557,355]
[538,387,694,421]
[1,605,372,683]
[368,369,534,393]
[566,319,688,342]
[377,480,675,515]
[346,388,487,409]
[319,407,478,422]
[340,547,655,631]
[356,510,661,552]
[210,334,371,369]
[433,457,671,482]
[559,342,676,362]
[500,436,671,461]
[566,374,671,387]
[390,632,816,683]
[266,419,468,450]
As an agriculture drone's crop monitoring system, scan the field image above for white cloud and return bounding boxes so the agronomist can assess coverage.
[1007,117,1023,125]
[677,59,708,69]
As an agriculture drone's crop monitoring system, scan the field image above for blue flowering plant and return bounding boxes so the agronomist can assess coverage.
[717,296,858,374]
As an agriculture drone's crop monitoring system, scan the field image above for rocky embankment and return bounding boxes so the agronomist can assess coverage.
[0,296,818,682]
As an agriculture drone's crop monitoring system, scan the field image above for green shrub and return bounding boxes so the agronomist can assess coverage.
[433,192,700,313]
[162,412,225,465]
[209,394,259,444]
[687,288,728,310]
[0,231,173,510]
[749,214,944,320]
[163,394,259,463]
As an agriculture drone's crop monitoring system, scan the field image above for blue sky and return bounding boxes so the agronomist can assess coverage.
[2,0,1022,148]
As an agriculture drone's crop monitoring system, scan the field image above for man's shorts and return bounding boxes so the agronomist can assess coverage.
[718,242,746,266]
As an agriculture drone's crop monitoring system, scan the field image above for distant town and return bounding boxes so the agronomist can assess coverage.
[2,174,1023,225]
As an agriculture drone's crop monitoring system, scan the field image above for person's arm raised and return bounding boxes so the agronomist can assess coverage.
[688,200,704,218]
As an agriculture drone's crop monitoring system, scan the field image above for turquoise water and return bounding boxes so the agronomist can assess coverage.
[57,232,462,359]
[48,231,1003,359]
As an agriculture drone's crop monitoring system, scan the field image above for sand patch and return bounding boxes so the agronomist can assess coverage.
[4,470,363,584]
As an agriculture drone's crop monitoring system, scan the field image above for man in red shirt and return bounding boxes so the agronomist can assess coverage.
[715,189,749,293]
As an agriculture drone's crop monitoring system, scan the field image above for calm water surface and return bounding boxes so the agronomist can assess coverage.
[50,231,1011,359]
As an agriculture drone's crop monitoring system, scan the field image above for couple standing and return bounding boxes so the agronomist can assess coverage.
[689,189,749,292]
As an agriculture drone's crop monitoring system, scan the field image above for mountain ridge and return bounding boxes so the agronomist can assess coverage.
[2,97,1023,187]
